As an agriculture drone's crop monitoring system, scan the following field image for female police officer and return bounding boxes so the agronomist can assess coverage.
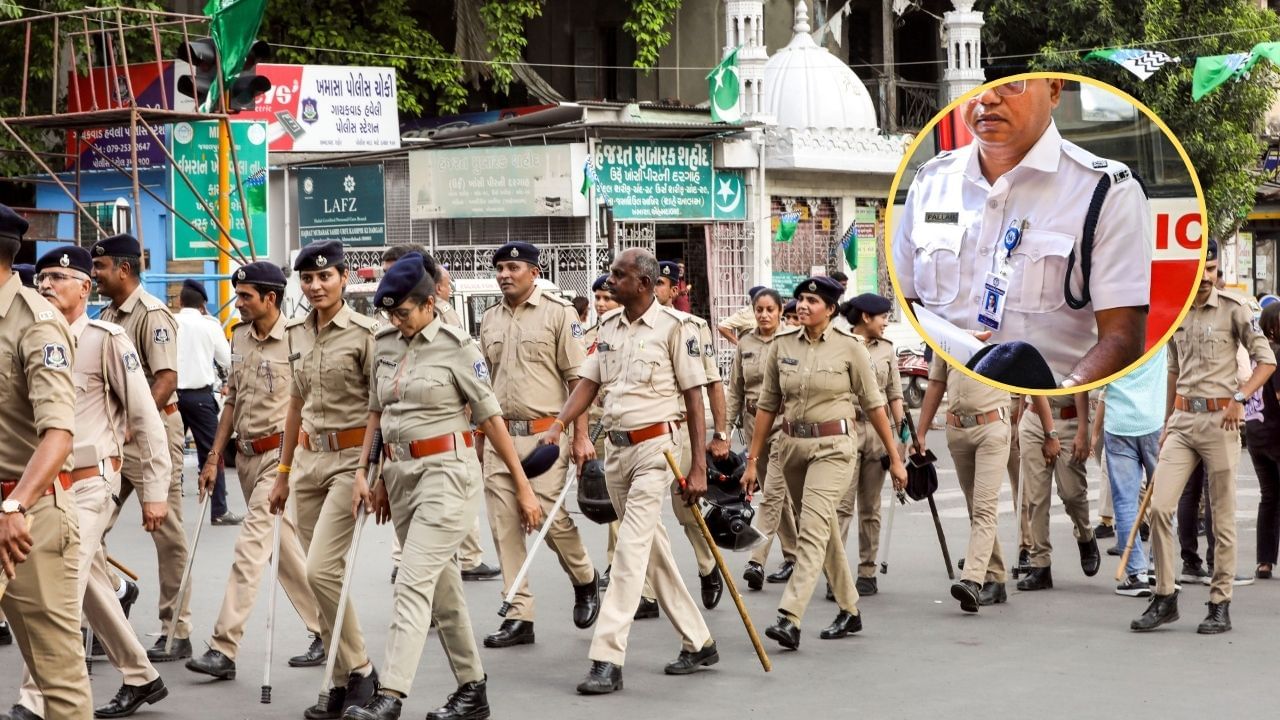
[342,253,542,720]
[742,276,907,650]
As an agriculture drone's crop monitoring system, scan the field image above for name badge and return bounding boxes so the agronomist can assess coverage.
[229,353,243,363]
[288,352,301,362]
[977,272,1008,331]
[924,212,960,224]
[596,342,612,352]
[781,357,799,366]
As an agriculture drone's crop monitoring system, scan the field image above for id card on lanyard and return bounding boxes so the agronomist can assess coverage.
[977,218,1027,331]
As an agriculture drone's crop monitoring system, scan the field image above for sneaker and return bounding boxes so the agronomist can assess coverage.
[1180,561,1210,585]
[1233,574,1255,587]
[1115,575,1152,597]
[1094,522,1116,539]
[211,512,243,526]
[1139,572,1183,592]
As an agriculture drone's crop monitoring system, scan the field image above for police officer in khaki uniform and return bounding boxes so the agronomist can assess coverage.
[730,288,800,590]
[477,242,600,648]
[744,276,907,651]
[0,206,93,720]
[14,246,169,719]
[90,233,194,662]
[917,354,1013,611]
[541,248,717,695]
[185,262,326,681]
[1132,239,1276,634]
[268,241,380,719]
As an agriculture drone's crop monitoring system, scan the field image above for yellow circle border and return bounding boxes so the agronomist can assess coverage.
[883,71,1209,396]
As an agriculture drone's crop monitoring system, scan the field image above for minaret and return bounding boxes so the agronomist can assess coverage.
[724,0,769,118]
[942,1,985,102]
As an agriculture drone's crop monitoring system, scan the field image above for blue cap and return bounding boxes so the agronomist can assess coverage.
[35,245,92,276]
[14,264,35,288]
[91,233,141,258]
[374,253,426,309]
[658,261,681,284]
[492,242,540,266]
[783,299,797,314]
[182,278,208,303]
[591,274,610,292]
[793,275,843,305]
[520,444,560,479]
[1206,238,1218,262]
[966,341,1056,390]
[232,261,287,289]
[0,204,29,243]
[747,285,766,301]
[846,292,892,316]
[294,240,344,272]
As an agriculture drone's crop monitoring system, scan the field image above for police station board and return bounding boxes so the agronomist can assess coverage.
[407,144,589,219]
[591,140,747,221]
[297,165,386,247]
[169,120,269,262]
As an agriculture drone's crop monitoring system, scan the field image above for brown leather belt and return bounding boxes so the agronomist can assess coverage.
[607,421,680,447]
[781,418,850,438]
[947,408,1007,429]
[70,456,122,482]
[1058,406,1078,420]
[746,400,759,415]
[1174,395,1234,413]
[162,403,178,416]
[505,417,559,437]
[237,433,283,456]
[1,472,74,500]
[384,431,474,462]
[299,427,366,453]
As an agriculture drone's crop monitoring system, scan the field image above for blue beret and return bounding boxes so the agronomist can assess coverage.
[747,285,766,301]
[847,293,892,317]
[520,444,560,479]
[14,264,35,288]
[793,275,843,305]
[1205,238,1218,262]
[492,241,540,266]
[91,233,141,258]
[374,253,426,309]
[182,278,208,302]
[294,240,344,272]
[658,261,681,284]
[783,299,797,314]
[0,204,29,242]
[965,341,1056,390]
[591,274,610,292]
[232,261,287,289]
[35,246,92,277]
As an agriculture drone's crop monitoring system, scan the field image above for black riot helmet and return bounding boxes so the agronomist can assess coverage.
[576,459,617,524]
[703,498,760,551]
[705,451,747,505]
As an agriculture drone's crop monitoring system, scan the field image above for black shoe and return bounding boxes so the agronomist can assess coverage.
[572,572,602,629]
[1107,545,1122,557]
[950,580,980,613]
[342,694,402,720]
[211,512,244,526]
[576,661,622,695]
[344,668,379,714]
[118,580,139,618]
[390,566,398,584]
[426,677,490,720]
[7,705,41,720]
[664,641,719,675]
[634,598,659,620]
[743,562,764,591]
[855,576,878,596]
[819,610,863,639]
[1180,561,1211,585]
[825,583,834,602]
[978,581,1007,606]
[0,621,10,646]
[1014,549,1031,576]
[93,677,168,718]
[699,568,723,610]
[1094,522,1116,539]
[146,636,192,662]
[1079,538,1101,577]
[1131,591,1179,632]
[304,688,346,720]
[766,560,795,583]
[599,566,611,590]
[289,634,327,667]
[1197,601,1231,634]
[483,619,534,648]
[1139,522,1150,542]
[1016,566,1053,591]
[461,563,501,581]
[185,648,236,680]
[765,616,801,650]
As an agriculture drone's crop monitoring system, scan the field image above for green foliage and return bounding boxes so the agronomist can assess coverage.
[480,0,545,94]
[624,0,682,70]
[983,0,1280,241]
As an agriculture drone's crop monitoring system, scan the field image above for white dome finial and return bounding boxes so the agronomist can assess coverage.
[793,1,811,34]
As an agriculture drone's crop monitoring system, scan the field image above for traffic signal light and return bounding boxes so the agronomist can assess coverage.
[176,38,218,105]
[227,40,271,112]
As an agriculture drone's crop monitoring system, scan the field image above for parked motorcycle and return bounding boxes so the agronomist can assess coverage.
[898,343,928,409]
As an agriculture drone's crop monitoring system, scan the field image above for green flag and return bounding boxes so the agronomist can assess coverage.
[243,167,266,213]
[840,223,858,270]
[774,212,799,243]
[203,0,268,112]
[580,159,594,197]
[1246,41,1280,73]
[707,47,742,123]
[1191,52,1250,101]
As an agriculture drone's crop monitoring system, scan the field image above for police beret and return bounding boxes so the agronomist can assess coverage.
[783,300,798,315]
[14,263,35,288]
[91,233,142,258]
[232,261,287,289]
[846,293,892,317]
[374,253,426,309]
[1206,238,1218,262]
[492,241,539,266]
[965,341,1056,391]
[182,278,208,303]
[747,285,766,301]
[591,274,610,292]
[294,240,344,272]
[658,261,681,284]
[35,245,92,277]
[0,204,29,242]
[793,275,843,305]
[520,444,560,479]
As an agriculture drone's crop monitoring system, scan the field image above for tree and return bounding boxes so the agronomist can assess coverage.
[981,0,1280,243]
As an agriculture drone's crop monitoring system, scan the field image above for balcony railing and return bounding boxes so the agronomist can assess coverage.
[862,78,943,134]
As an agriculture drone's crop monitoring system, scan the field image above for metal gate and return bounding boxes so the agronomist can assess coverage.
[706,222,754,379]
[770,197,841,292]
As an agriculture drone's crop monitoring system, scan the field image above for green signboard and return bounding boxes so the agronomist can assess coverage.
[772,271,807,298]
[170,120,269,261]
[297,165,386,247]
[593,140,747,221]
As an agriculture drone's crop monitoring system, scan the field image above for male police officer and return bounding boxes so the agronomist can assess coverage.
[478,242,600,647]
[894,76,1151,388]
[1132,239,1275,634]
[90,233,194,662]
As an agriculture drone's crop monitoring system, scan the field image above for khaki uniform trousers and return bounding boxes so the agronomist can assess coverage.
[602,431,655,600]
[209,450,322,659]
[394,518,486,570]
[0,485,92,720]
[837,421,887,578]
[293,445,368,686]
[20,469,157,717]
[380,438,484,695]
[744,413,798,568]
[1019,411,1093,568]
[1149,410,1239,602]
[947,421,1011,584]
[674,433,716,576]
[777,433,860,623]
[482,433,594,622]
[109,410,190,638]
[590,433,711,666]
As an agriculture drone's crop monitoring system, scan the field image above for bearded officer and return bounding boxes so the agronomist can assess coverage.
[477,242,600,648]
[90,232,193,662]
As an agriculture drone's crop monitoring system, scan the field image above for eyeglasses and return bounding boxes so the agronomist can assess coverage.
[35,271,85,284]
[992,79,1027,97]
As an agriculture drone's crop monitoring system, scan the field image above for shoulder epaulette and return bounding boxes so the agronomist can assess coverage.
[438,322,471,345]
[87,318,126,336]
[348,312,380,332]
[375,324,400,339]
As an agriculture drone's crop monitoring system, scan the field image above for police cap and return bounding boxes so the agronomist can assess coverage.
[966,341,1056,391]
[294,240,344,272]
[793,275,843,305]
[747,285,766,302]
[1206,238,1218,262]
[658,261,681,284]
[0,204,29,244]
[373,252,426,309]
[591,274,610,293]
[492,241,540,267]
[14,264,35,288]
[232,261,287,289]
[91,233,142,259]
[520,444,560,479]
[35,245,93,277]
[182,278,208,303]
[783,299,798,315]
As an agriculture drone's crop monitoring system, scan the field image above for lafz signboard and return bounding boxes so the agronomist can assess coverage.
[297,165,386,247]
[592,140,747,221]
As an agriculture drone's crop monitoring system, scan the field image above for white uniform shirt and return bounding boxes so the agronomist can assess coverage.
[176,307,231,389]
[893,121,1152,382]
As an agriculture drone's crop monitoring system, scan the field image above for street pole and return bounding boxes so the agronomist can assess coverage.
[218,118,232,328]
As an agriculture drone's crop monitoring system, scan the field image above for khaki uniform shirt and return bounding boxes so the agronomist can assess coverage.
[69,314,169,499]
[0,274,75,478]
[371,318,502,443]
[581,324,599,355]
[718,304,756,336]
[479,287,585,420]
[437,299,463,329]
[865,337,904,405]
[1169,287,1276,397]
[287,302,378,435]
[928,354,1008,414]
[758,323,885,424]
[98,284,179,407]
[226,313,292,440]
[726,328,778,423]
[580,301,707,432]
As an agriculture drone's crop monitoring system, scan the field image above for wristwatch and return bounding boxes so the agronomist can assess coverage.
[1233,391,1247,404]
[1047,429,1060,439]
[1,499,26,516]
[712,431,729,442]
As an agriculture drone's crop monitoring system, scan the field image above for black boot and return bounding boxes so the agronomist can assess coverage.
[118,580,139,618]
[663,641,719,675]
[6,705,42,720]
[855,576,878,596]
[634,598,659,620]
[743,562,764,591]
[1016,566,1053,591]
[978,581,1007,606]
[1130,591,1179,632]
[342,694,402,720]
[819,610,863,639]
[576,661,622,695]
[304,688,346,720]
[764,615,801,650]
[483,620,534,648]
[1079,537,1101,577]
[289,635,326,667]
[599,565,611,590]
[572,572,601,629]
[344,667,379,714]
[700,568,723,609]
[0,621,10,646]
[1197,600,1231,634]
[426,677,489,720]
[146,635,192,662]
[950,580,980,613]
[93,677,168,718]
[766,560,795,583]
[185,649,236,680]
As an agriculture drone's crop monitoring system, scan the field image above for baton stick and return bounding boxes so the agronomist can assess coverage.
[106,554,140,582]
[1116,477,1156,582]
[165,494,211,655]
[262,512,283,703]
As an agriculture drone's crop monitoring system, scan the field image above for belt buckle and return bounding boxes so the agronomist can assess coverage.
[961,416,978,428]
[1190,397,1207,413]
[237,439,254,456]
[607,431,629,447]
[508,420,529,436]
[795,424,812,438]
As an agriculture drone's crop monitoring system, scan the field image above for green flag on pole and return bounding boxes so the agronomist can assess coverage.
[1191,52,1250,101]
[839,222,858,270]
[707,47,742,123]
[774,212,799,243]
[202,0,268,112]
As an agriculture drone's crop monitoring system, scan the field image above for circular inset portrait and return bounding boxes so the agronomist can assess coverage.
[887,72,1206,394]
